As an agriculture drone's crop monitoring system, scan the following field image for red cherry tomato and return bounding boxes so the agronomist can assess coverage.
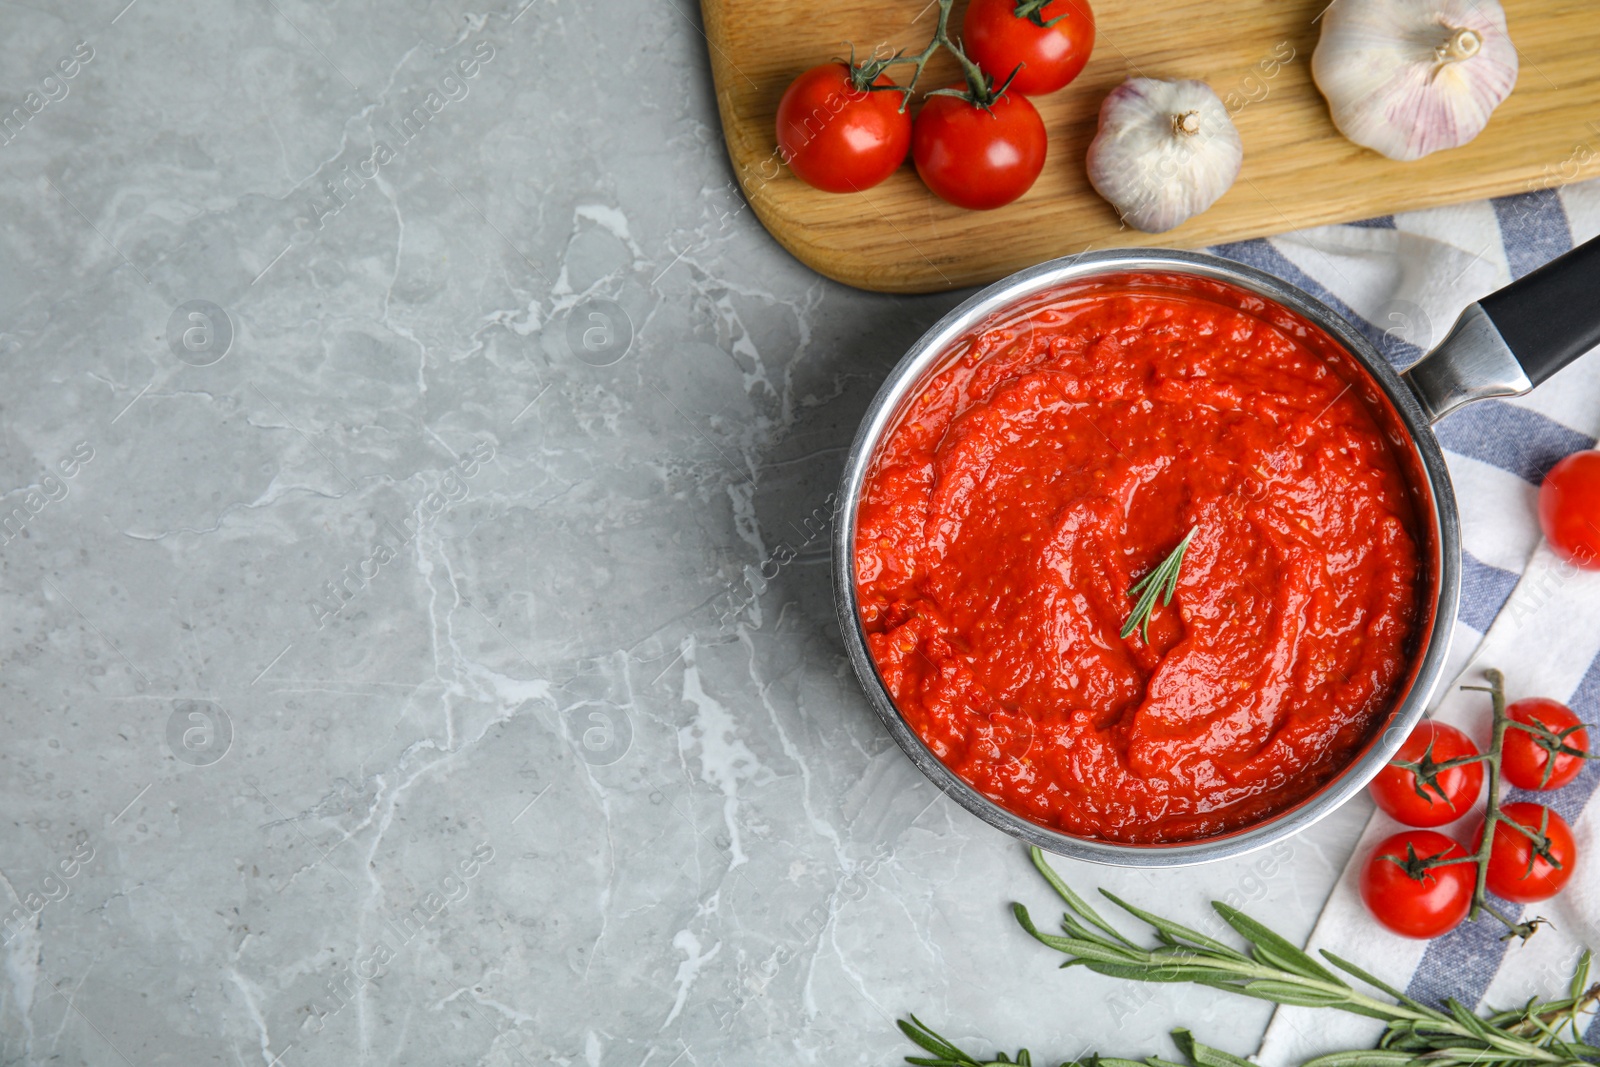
[1502,698,1590,791]
[1368,721,1483,827]
[776,63,911,193]
[962,0,1095,96]
[1359,830,1475,939]
[1539,450,1600,569]
[1475,802,1577,903]
[913,87,1047,210]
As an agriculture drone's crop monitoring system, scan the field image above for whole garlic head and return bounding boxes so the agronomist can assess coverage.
[1086,78,1243,234]
[1313,0,1518,162]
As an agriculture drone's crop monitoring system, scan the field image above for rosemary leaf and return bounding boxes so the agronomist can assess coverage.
[1170,1030,1255,1067]
[1082,961,1229,984]
[1297,1052,1417,1067]
[1013,904,1147,964]
[1238,980,1357,1009]
[1100,891,1250,960]
[1028,849,1143,950]
[1120,527,1197,642]
[1212,902,1342,984]
[1318,951,1449,1022]
[901,1015,982,1065]
[1144,1057,1190,1067]
[1445,998,1500,1044]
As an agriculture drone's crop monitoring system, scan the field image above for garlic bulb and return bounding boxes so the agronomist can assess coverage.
[1086,79,1243,234]
[1312,0,1518,162]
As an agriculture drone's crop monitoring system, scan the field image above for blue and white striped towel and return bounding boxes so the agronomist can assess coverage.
[1223,179,1600,1065]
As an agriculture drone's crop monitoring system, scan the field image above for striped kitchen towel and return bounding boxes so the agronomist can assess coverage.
[1228,178,1600,1065]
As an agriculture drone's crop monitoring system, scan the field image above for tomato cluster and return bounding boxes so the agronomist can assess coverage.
[774,0,1094,209]
[1357,448,1600,939]
[1360,699,1591,939]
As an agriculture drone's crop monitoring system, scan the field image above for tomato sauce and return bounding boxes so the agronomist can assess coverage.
[856,279,1421,843]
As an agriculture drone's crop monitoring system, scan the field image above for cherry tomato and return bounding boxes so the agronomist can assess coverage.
[1359,830,1475,939]
[913,88,1047,210]
[962,0,1095,96]
[1538,450,1600,569]
[776,63,911,193]
[1369,721,1483,827]
[1502,698,1590,791]
[1475,802,1577,903]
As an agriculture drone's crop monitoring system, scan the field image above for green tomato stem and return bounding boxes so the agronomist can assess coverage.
[863,0,1017,112]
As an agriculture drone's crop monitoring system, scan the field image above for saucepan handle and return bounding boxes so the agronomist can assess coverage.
[1402,234,1600,424]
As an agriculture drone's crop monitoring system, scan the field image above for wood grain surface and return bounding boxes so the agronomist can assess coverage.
[700,0,1600,293]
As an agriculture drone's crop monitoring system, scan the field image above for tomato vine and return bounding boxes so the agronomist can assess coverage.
[852,0,1024,112]
[1383,667,1594,941]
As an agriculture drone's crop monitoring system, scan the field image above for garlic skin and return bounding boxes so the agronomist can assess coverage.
[1313,0,1518,162]
[1086,79,1243,234]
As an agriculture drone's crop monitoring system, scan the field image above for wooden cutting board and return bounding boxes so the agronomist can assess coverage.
[701,0,1600,294]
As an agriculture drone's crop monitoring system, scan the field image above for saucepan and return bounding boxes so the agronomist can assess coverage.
[833,236,1600,867]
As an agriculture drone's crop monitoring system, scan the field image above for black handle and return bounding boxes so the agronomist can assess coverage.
[1479,234,1600,387]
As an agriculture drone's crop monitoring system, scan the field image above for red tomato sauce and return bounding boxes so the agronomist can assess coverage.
[856,279,1421,843]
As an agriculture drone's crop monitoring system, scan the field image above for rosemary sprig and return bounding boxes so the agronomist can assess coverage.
[1120,527,1197,643]
[900,847,1600,1067]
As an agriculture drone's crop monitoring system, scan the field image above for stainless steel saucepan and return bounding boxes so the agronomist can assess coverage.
[833,237,1600,866]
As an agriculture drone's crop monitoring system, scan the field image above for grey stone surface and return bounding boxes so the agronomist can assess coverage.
[0,2,1371,1064]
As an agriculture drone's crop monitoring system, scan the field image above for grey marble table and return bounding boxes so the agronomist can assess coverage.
[0,2,1373,1064]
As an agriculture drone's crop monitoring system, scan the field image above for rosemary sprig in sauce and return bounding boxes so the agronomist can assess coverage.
[900,846,1600,1067]
[1120,527,1198,643]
